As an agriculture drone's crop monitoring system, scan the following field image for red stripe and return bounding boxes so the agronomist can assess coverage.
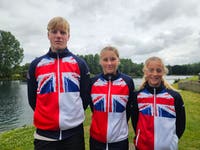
[138,97,174,106]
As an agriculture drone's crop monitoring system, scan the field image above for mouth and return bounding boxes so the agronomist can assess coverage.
[55,40,62,44]
[150,77,160,82]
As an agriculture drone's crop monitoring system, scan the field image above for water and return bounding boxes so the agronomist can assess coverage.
[0,81,33,133]
[0,75,191,133]
[133,75,192,89]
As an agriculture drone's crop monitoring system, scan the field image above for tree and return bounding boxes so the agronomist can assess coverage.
[0,30,24,78]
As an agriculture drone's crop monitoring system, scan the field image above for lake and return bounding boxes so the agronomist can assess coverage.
[0,75,191,133]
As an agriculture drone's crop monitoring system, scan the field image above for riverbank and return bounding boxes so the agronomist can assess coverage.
[0,87,200,149]
[175,75,200,93]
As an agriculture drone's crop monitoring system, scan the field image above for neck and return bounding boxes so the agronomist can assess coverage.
[51,47,66,53]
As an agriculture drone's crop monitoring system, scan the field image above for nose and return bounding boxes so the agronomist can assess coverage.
[55,31,62,37]
[107,60,112,65]
[152,71,158,76]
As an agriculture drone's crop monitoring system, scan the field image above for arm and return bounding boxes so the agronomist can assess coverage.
[130,91,139,133]
[79,59,90,110]
[126,78,135,122]
[175,92,186,138]
[27,62,37,111]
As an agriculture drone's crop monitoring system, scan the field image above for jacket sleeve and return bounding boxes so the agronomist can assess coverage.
[89,75,100,113]
[126,78,135,122]
[89,78,94,112]
[130,91,139,133]
[79,59,90,110]
[27,61,38,111]
[175,91,186,139]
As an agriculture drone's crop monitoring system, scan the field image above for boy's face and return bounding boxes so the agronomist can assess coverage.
[48,28,70,52]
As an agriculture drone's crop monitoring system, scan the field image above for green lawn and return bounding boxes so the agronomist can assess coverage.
[0,89,199,150]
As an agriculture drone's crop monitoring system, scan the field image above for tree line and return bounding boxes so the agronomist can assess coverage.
[14,56,199,81]
[0,29,199,80]
[79,54,200,77]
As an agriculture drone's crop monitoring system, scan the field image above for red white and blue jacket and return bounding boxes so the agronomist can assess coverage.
[27,48,90,140]
[89,72,135,143]
[132,83,185,150]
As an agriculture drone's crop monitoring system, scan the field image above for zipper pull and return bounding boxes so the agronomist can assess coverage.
[108,75,112,81]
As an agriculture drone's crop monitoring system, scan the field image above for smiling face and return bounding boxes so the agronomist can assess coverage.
[144,59,165,87]
[100,47,120,75]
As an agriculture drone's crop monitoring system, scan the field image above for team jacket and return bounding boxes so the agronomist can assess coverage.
[132,83,185,150]
[89,72,135,143]
[27,48,90,140]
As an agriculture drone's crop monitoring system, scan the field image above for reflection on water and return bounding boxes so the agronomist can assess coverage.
[0,76,191,133]
[0,81,33,133]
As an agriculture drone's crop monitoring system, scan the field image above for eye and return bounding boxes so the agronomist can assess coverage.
[102,58,109,62]
[110,57,117,61]
[60,31,67,35]
[156,68,162,73]
[147,68,154,73]
[50,30,57,34]
[147,68,162,73]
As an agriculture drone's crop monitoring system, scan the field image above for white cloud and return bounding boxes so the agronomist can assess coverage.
[0,0,200,65]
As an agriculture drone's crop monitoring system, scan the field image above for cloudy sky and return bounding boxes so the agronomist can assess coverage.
[0,0,200,65]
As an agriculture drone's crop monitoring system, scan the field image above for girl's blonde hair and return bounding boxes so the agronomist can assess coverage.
[47,16,70,33]
[139,56,176,90]
[100,46,119,58]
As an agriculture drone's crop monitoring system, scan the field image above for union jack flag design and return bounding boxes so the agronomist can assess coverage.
[92,94,106,111]
[138,103,153,116]
[157,104,176,118]
[37,73,56,94]
[62,56,77,64]
[112,95,128,112]
[90,74,133,143]
[62,72,80,92]
[138,90,176,118]
[37,56,55,67]
[92,94,128,112]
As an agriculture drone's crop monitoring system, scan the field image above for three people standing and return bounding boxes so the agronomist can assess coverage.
[27,16,185,150]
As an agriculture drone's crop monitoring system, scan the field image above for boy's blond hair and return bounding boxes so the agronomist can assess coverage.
[47,16,70,33]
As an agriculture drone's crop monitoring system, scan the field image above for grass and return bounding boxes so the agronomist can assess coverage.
[178,90,200,149]
[0,126,35,150]
[0,80,200,150]
[182,75,198,81]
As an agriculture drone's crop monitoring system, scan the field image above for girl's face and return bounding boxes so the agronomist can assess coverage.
[145,60,164,87]
[100,50,120,75]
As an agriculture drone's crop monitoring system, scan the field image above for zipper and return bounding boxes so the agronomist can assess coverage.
[106,143,108,150]
[135,129,140,146]
[153,88,156,116]
[106,75,112,142]
[57,54,62,140]
[108,76,112,112]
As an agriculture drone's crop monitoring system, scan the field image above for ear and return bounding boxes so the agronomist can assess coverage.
[99,59,103,66]
[47,32,50,39]
[67,33,70,41]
